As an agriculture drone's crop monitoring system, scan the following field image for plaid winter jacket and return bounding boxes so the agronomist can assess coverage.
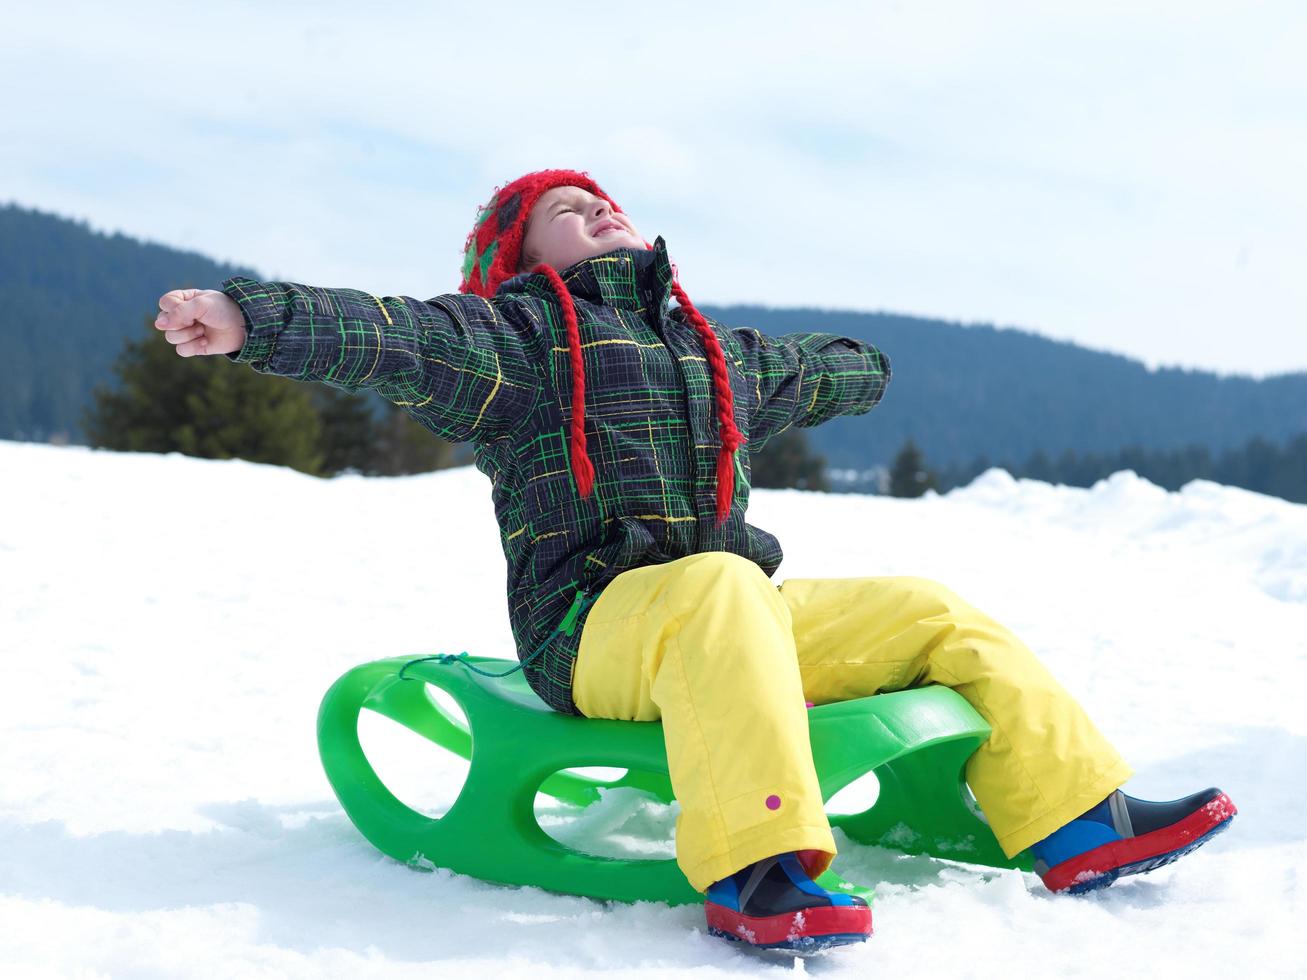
[222,237,891,713]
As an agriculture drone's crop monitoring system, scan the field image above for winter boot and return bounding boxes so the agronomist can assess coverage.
[1032,787,1236,894]
[704,852,872,950]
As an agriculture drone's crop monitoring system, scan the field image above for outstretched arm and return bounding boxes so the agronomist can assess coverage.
[731,326,891,451]
[156,280,540,444]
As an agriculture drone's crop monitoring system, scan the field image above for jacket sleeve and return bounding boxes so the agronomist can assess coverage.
[731,327,891,451]
[220,277,540,444]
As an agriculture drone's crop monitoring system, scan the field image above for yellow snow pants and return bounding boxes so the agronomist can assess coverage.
[572,551,1132,892]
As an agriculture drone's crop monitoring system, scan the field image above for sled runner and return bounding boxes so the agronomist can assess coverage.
[317,655,1031,906]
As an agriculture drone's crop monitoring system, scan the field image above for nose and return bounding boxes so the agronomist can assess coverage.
[592,200,610,218]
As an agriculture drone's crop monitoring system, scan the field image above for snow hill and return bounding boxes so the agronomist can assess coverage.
[2,440,1303,978]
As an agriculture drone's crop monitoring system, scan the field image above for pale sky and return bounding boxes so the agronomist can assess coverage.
[4,0,1305,376]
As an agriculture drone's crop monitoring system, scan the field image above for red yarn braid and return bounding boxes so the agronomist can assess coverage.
[534,264,596,499]
[529,252,742,525]
[670,279,745,526]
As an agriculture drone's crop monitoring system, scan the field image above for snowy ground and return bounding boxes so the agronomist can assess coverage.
[2,440,1304,978]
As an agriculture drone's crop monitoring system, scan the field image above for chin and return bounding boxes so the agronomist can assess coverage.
[592,235,641,252]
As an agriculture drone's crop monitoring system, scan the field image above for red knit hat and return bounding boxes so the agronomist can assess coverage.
[460,169,744,525]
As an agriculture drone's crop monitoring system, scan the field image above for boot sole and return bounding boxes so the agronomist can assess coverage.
[705,901,872,950]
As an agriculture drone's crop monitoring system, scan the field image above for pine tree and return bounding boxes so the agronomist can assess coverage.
[313,387,382,475]
[889,439,937,498]
[751,429,829,491]
[83,319,326,475]
[367,404,458,476]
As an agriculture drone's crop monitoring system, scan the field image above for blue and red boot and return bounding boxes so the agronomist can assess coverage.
[1032,787,1237,894]
[704,852,871,951]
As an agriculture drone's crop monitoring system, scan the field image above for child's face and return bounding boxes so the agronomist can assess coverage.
[519,186,645,272]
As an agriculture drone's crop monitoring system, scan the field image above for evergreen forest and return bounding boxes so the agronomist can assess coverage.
[5,202,1305,503]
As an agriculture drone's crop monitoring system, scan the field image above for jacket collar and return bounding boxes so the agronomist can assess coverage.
[499,236,675,314]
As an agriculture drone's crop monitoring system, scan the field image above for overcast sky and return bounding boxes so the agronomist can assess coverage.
[4,0,1304,376]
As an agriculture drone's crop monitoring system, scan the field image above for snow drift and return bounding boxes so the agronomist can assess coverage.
[1,441,1303,977]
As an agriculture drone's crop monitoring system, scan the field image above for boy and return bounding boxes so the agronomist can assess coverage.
[156,169,1235,951]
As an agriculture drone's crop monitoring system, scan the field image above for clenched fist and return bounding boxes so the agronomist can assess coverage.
[155,288,247,357]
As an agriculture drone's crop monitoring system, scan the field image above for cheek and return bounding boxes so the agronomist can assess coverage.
[532,221,591,267]
[550,224,583,255]
[527,222,561,256]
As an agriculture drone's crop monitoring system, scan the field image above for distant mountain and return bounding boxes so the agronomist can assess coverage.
[701,305,1307,470]
[0,202,258,441]
[4,202,1305,469]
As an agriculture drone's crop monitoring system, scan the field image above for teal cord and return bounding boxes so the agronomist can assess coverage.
[399,588,598,680]
[733,446,750,491]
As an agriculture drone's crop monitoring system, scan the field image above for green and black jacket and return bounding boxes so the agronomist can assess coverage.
[222,237,891,713]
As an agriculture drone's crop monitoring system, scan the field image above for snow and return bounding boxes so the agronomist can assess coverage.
[2,440,1304,978]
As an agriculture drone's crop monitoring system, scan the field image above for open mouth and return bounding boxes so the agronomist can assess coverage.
[592,221,624,238]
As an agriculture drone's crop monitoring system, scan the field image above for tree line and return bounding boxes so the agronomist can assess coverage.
[84,318,834,487]
[82,318,1307,504]
[84,320,466,477]
[710,304,1307,473]
[10,202,1307,473]
[906,436,1307,503]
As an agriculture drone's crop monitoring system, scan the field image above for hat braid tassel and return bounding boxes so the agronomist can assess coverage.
[535,264,595,498]
[670,279,744,527]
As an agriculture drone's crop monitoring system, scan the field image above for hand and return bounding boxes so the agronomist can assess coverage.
[155,288,248,357]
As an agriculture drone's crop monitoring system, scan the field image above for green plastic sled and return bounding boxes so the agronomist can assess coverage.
[317,655,1030,907]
